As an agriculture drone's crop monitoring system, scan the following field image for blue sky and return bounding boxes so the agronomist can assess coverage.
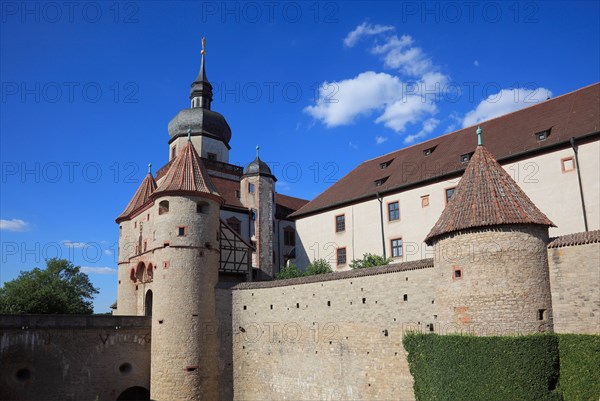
[1,1,599,312]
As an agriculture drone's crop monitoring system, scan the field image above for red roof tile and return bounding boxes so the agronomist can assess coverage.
[211,176,244,209]
[276,193,309,211]
[292,83,600,218]
[152,141,222,203]
[116,173,156,222]
[548,230,600,248]
[424,144,555,245]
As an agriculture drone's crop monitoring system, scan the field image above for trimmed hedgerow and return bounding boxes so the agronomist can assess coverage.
[403,333,562,401]
[557,334,600,401]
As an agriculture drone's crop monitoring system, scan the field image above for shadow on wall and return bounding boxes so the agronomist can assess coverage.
[116,386,151,400]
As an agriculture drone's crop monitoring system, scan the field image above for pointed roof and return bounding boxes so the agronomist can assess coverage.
[116,173,157,223]
[152,140,223,203]
[189,37,213,106]
[424,132,555,245]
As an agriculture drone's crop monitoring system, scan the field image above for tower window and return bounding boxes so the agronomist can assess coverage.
[453,267,463,280]
[235,190,241,198]
[336,247,347,266]
[388,201,400,221]
[171,147,176,160]
[538,309,547,320]
[207,152,217,161]
[159,200,169,215]
[248,183,255,193]
[335,214,345,232]
[178,226,187,237]
[196,202,209,214]
[391,238,403,258]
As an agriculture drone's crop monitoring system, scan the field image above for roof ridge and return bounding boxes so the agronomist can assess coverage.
[116,173,157,222]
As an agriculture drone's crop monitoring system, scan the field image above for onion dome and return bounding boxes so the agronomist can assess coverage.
[424,127,555,245]
[116,164,157,223]
[152,138,223,204]
[168,37,232,148]
[243,146,276,181]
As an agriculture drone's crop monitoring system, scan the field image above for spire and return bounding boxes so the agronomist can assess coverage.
[152,140,223,203]
[190,36,213,109]
[116,171,157,223]
[256,145,260,158]
[424,141,554,245]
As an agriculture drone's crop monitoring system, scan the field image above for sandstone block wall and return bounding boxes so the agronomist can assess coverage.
[0,315,151,401]
[218,261,435,401]
[548,242,600,334]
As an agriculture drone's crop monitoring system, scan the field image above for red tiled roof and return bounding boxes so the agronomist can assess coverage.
[276,193,309,211]
[292,83,600,218]
[152,141,222,203]
[212,176,244,209]
[548,230,600,248]
[424,144,555,245]
[116,173,156,223]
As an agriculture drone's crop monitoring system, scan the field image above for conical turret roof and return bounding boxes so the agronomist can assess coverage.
[424,134,555,245]
[116,172,157,223]
[152,140,223,203]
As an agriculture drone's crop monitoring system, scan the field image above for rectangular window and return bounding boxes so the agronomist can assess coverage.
[171,147,176,160]
[207,152,217,161]
[335,214,345,232]
[336,247,347,266]
[388,201,400,221]
[391,238,403,258]
[248,183,255,193]
[284,229,296,246]
[561,156,575,173]
[445,187,456,204]
[421,195,430,208]
[177,226,187,237]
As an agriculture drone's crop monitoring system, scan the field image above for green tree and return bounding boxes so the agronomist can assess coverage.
[305,258,332,276]
[349,253,392,269]
[0,258,99,314]
[276,263,305,280]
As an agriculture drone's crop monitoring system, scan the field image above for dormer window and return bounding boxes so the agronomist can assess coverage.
[374,177,389,187]
[379,159,393,169]
[460,152,474,163]
[535,129,550,141]
[423,145,436,156]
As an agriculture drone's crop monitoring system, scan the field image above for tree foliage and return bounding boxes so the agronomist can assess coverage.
[305,258,333,276]
[0,258,99,314]
[275,263,305,280]
[349,253,392,269]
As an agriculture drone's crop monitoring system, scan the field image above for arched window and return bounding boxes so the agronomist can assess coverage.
[159,200,169,215]
[196,201,209,214]
[130,268,136,282]
[145,290,153,317]
[146,263,154,281]
[135,262,146,282]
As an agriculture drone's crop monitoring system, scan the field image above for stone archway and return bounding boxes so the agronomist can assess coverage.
[144,290,153,317]
[116,386,150,401]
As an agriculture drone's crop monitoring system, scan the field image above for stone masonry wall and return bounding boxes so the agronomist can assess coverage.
[0,315,151,401]
[217,260,435,401]
[548,241,600,334]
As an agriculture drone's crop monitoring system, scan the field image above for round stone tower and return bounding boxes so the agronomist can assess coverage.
[424,127,555,336]
[149,139,224,401]
[240,146,276,279]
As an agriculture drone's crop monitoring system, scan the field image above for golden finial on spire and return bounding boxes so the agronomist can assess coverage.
[201,37,206,55]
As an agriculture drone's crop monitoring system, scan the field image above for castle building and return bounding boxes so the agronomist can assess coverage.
[292,83,599,270]
[1,44,598,401]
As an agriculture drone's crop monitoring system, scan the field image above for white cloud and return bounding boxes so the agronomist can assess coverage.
[104,249,113,256]
[404,118,440,144]
[375,136,388,144]
[374,95,437,132]
[80,266,117,275]
[62,240,88,248]
[304,71,403,127]
[344,22,395,48]
[0,219,29,232]
[348,141,359,150]
[474,60,480,67]
[371,35,433,76]
[462,87,552,128]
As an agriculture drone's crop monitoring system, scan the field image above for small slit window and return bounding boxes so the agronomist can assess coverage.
[460,152,474,163]
[207,152,217,161]
[248,183,255,193]
[379,159,393,169]
[453,267,463,280]
[538,309,547,320]
[423,145,436,156]
[178,226,187,237]
[196,202,209,214]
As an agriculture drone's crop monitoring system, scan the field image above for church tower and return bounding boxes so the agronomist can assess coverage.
[167,38,232,163]
[425,127,555,336]
[241,147,276,279]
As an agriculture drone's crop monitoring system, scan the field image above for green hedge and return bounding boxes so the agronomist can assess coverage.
[403,333,562,401]
[557,334,600,401]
